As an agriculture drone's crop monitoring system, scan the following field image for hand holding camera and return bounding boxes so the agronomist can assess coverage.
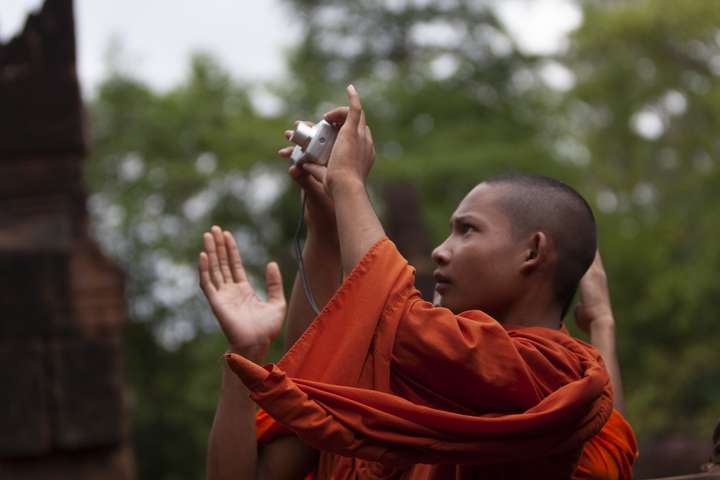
[279,85,375,241]
[323,85,375,197]
[279,126,337,242]
[282,85,375,195]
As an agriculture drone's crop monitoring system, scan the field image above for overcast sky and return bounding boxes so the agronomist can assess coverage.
[1,0,581,109]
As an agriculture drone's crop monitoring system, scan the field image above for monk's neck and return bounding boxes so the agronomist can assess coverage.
[497,294,563,330]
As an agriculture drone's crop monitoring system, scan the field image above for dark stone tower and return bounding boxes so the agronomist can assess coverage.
[0,1,134,478]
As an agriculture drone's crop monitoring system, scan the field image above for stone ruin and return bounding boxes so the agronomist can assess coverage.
[0,0,133,478]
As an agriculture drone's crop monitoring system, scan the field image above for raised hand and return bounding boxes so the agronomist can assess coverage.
[198,226,287,361]
[324,85,376,196]
[574,250,615,334]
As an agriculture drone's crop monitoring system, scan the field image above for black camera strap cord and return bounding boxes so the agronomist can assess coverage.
[293,194,322,316]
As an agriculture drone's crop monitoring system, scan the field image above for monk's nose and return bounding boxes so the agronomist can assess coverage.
[432,242,451,265]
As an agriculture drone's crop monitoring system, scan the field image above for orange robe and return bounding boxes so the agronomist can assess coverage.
[228,238,634,478]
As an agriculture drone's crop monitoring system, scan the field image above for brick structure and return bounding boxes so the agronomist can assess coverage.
[0,1,134,478]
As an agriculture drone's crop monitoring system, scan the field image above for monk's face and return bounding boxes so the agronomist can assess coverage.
[431,183,525,317]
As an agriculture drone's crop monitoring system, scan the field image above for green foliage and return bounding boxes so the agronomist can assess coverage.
[563,0,720,440]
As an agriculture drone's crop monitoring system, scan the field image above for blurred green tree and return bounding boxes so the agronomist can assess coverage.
[561,0,720,442]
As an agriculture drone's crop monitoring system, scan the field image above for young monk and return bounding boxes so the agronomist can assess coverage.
[200,85,637,479]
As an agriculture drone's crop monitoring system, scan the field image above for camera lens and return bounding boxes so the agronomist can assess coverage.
[290,122,314,148]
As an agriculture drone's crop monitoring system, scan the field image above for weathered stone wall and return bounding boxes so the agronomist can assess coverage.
[0,1,134,478]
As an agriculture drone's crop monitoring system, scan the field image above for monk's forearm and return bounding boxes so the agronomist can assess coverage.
[590,318,625,413]
[207,357,260,480]
[330,178,385,275]
[284,234,341,350]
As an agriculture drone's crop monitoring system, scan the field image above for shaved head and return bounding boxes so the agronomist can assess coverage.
[483,174,597,316]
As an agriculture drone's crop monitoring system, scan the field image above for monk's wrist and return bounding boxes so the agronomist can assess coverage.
[327,173,365,199]
[227,343,268,364]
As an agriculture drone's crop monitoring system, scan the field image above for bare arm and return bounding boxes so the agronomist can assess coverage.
[574,251,625,413]
[200,227,315,479]
[285,235,341,348]
[278,160,342,350]
[207,348,264,480]
[208,352,318,480]
[317,85,385,275]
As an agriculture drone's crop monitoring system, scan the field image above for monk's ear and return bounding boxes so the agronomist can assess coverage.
[520,232,549,274]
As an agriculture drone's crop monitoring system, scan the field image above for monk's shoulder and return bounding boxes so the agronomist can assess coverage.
[506,327,602,391]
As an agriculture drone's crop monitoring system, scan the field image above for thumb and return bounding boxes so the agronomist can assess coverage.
[266,262,285,305]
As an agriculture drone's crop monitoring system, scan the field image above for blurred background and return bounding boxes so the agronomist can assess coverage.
[1,0,719,478]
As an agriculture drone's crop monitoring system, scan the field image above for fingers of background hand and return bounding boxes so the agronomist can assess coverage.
[300,163,327,184]
[203,232,224,288]
[345,84,362,127]
[211,226,233,282]
[288,164,303,179]
[278,146,294,158]
[224,230,248,283]
[292,168,323,194]
[265,262,285,305]
[324,106,349,125]
[198,252,215,295]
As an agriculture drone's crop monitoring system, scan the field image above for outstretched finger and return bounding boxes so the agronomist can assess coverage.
[266,262,285,305]
[198,252,215,295]
[224,231,248,283]
[211,226,233,282]
[345,84,362,128]
[203,232,224,289]
[278,146,294,158]
[288,164,303,179]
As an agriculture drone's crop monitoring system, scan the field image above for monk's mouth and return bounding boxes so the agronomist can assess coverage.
[435,282,450,294]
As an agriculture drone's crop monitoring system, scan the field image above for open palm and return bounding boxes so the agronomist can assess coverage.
[198,226,286,357]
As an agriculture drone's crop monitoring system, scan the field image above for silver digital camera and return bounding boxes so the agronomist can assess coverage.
[289,120,338,166]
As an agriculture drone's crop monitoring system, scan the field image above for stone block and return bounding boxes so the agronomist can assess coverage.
[0,158,83,201]
[70,239,127,336]
[0,340,51,457]
[0,253,72,336]
[50,337,126,449]
[0,444,134,480]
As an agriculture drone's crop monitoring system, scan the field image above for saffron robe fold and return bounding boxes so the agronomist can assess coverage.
[227,238,621,478]
[574,409,638,479]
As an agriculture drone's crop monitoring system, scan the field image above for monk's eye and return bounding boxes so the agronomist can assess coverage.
[460,223,476,234]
